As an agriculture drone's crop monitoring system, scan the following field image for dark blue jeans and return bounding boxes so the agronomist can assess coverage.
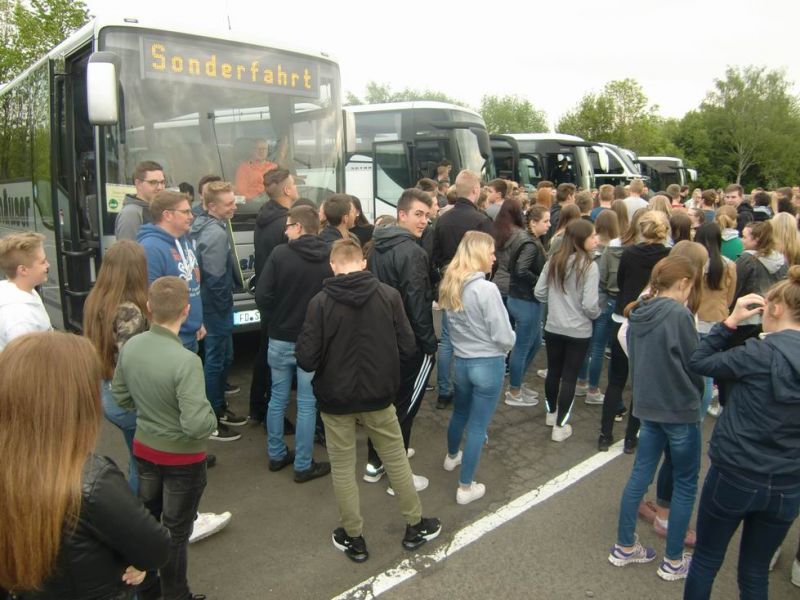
[684,465,800,600]
[506,297,543,389]
[101,380,138,494]
[137,458,207,600]
[577,295,615,388]
[203,310,234,416]
[437,311,453,397]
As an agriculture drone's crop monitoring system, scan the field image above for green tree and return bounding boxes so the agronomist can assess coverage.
[345,80,466,106]
[478,95,547,134]
[0,0,89,85]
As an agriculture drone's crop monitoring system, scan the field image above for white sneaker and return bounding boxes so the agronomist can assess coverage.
[707,403,722,418]
[792,558,800,587]
[443,450,462,471]
[545,411,556,427]
[769,546,781,571]
[504,390,539,407]
[189,511,232,543]
[456,482,486,505]
[585,391,605,405]
[551,424,573,442]
[537,369,548,379]
[575,383,588,397]
[407,447,415,459]
[521,385,540,400]
[387,473,429,496]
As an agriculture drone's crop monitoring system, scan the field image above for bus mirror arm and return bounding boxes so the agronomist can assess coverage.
[87,52,121,126]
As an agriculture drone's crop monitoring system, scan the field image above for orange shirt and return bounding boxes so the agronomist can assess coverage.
[235,160,277,199]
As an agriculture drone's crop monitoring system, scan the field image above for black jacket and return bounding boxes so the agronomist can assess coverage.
[319,225,361,246]
[736,202,755,234]
[508,234,547,301]
[690,324,800,478]
[16,455,169,600]
[253,200,289,283]
[614,243,670,316]
[255,234,333,340]
[368,226,437,354]
[431,198,493,276]
[295,271,417,414]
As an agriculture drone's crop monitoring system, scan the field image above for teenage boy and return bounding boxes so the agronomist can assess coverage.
[116,160,166,240]
[363,189,436,493]
[112,276,220,600]
[319,194,361,244]
[296,239,442,563]
[0,232,51,350]
[255,205,332,482]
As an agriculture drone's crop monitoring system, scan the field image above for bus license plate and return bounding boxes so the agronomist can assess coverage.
[233,309,260,326]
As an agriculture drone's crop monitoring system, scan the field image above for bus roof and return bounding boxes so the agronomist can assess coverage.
[639,156,685,164]
[505,133,584,143]
[346,101,483,119]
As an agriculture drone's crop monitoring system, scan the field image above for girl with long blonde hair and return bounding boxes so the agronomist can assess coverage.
[771,211,800,267]
[440,231,515,505]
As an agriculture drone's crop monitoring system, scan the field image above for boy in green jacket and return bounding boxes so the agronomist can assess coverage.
[113,276,217,600]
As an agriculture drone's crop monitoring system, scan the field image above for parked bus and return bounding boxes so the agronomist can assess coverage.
[588,142,648,187]
[637,156,697,191]
[490,133,595,191]
[344,102,494,220]
[0,17,343,331]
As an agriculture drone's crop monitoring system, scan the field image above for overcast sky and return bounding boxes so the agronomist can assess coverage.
[87,0,800,129]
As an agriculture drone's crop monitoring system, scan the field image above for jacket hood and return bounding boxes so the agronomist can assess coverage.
[764,330,800,404]
[629,296,688,335]
[137,223,177,244]
[189,212,223,236]
[122,194,148,209]
[747,250,786,274]
[255,200,289,227]
[0,279,40,308]
[721,228,739,241]
[372,225,418,252]
[288,234,332,262]
[465,272,488,286]
[322,270,379,307]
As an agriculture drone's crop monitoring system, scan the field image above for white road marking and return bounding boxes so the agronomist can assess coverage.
[332,441,624,599]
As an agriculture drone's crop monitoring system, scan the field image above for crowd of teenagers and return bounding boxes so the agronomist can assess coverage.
[0,157,799,600]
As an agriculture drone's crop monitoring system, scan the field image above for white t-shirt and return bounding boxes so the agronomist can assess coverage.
[0,280,53,351]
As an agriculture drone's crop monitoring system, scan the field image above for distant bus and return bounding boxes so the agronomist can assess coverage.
[588,142,648,187]
[344,102,494,220]
[490,133,595,191]
[0,17,343,331]
[638,156,697,191]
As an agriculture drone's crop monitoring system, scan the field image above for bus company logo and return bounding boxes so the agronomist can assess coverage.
[108,198,119,211]
[143,36,320,98]
[0,186,33,228]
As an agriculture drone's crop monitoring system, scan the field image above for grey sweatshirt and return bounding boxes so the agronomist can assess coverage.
[534,255,600,338]
[446,273,515,358]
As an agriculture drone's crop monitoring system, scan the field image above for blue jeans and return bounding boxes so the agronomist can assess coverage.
[181,337,199,354]
[684,465,800,600]
[101,380,138,494]
[578,296,615,387]
[267,339,316,472]
[447,356,504,486]
[203,310,234,415]
[617,420,701,559]
[437,311,454,397]
[506,297,543,389]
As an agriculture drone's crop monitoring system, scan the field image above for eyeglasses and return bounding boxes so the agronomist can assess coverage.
[285,222,300,230]
[167,208,193,216]
[143,179,167,187]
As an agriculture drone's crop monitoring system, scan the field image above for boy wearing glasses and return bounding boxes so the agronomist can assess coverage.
[116,160,167,241]
[255,205,333,482]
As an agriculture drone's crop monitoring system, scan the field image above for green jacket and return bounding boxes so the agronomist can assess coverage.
[112,324,216,454]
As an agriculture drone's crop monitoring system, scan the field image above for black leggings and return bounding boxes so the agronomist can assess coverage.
[544,331,590,427]
[600,320,640,441]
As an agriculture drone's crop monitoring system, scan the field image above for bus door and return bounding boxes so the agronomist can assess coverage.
[372,140,412,218]
[53,48,99,330]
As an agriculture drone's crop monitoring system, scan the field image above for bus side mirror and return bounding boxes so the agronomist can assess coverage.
[343,109,356,154]
[87,52,121,125]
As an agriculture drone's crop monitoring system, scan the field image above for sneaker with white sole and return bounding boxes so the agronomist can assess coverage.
[189,511,232,544]
[456,482,486,505]
[387,473,429,496]
[575,383,588,396]
[209,423,241,442]
[363,463,385,483]
[521,385,540,400]
[792,558,800,587]
[608,536,657,566]
[769,546,781,571]
[545,411,556,427]
[707,402,722,418]
[551,424,573,442]
[443,451,462,471]
[537,369,548,379]
[657,553,692,581]
[504,390,539,407]
[406,447,415,459]
[585,391,604,405]
[402,517,442,550]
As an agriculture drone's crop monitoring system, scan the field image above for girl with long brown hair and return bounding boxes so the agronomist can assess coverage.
[83,240,149,492]
[0,332,169,599]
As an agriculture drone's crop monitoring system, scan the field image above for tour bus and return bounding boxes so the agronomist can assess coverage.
[344,102,494,220]
[0,17,344,331]
[637,156,697,191]
[490,133,596,191]
[587,142,648,187]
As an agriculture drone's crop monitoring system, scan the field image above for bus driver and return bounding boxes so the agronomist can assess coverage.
[235,139,277,200]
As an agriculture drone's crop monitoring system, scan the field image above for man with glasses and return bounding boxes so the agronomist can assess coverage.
[116,161,167,241]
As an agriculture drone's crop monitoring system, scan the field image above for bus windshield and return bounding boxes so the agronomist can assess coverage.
[98,28,342,231]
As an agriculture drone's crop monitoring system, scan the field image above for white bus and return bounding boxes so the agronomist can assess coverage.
[0,17,344,331]
[588,142,648,187]
[344,102,494,220]
[638,156,697,190]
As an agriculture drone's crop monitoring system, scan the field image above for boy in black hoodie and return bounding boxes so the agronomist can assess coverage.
[255,205,331,483]
[296,240,441,563]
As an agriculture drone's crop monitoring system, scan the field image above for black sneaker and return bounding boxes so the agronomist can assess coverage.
[624,438,638,454]
[615,408,628,422]
[402,517,442,551]
[268,450,295,472]
[294,461,331,483]
[425,384,435,392]
[224,382,240,396]
[436,395,453,410]
[205,454,217,468]
[332,527,369,563]
[314,430,327,447]
[219,409,248,427]
[597,434,613,452]
[209,423,241,442]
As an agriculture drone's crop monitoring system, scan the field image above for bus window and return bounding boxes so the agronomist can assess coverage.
[550,153,575,185]
[414,139,449,181]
